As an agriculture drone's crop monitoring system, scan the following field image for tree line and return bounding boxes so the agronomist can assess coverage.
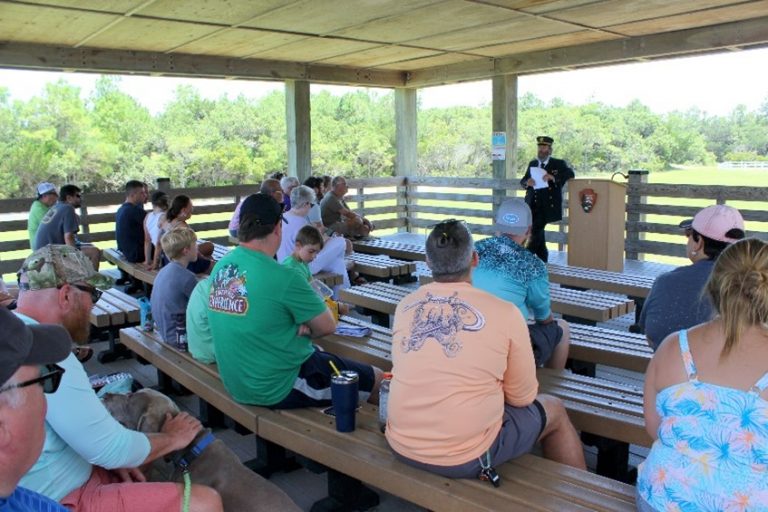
[1,75,766,198]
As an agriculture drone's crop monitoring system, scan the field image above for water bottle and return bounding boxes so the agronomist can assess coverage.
[378,372,393,433]
[174,313,188,352]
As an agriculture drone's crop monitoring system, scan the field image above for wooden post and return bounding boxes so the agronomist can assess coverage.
[395,88,417,232]
[286,80,311,183]
[491,75,518,218]
[156,178,171,194]
[626,169,649,260]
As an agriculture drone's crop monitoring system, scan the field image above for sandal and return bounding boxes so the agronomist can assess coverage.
[73,346,94,363]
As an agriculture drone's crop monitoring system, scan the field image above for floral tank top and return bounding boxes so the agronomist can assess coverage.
[637,330,768,511]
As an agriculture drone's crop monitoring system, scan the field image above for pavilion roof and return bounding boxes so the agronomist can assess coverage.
[0,0,767,87]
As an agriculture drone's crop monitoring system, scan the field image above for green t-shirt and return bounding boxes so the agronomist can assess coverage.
[208,247,327,405]
[186,277,215,364]
[281,254,312,282]
[28,200,51,248]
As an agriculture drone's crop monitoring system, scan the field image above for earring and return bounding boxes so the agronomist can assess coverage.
[691,250,698,257]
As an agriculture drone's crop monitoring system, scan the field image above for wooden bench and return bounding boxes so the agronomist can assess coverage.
[547,264,654,299]
[342,281,635,326]
[352,238,426,261]
[569,324,652,373]
[119,327,636,511]
[90,288,141,363]
[345,252,416,282]
[319,317,650,449]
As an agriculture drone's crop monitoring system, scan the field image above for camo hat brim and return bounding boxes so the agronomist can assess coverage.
[19,245,114,291]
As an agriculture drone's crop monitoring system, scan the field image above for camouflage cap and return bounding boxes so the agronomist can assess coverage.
[19,245,114,291]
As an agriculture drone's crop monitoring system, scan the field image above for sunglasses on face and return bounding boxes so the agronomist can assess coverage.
[18,281,102,303]
[69,283,103,303]
[0,364,65,395]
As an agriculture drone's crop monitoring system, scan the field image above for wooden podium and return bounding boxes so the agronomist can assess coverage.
[567,179,626,271]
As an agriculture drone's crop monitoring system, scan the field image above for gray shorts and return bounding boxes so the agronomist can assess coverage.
[529,321,563,367]
[392,400,546,479]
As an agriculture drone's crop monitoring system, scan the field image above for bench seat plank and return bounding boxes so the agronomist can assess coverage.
[547,264,654,298]
[352,239,426,261]
[119,328,265,432]
[341,282,634,324]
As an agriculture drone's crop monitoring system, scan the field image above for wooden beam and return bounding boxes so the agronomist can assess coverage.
[395,87,418,233]
[394,88,417,177]
[285,80,311,182]
[491,74,518,218]
[406,16,768,87]
[0,42,406,88]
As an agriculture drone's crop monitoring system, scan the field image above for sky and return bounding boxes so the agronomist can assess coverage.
[0,47,766,116]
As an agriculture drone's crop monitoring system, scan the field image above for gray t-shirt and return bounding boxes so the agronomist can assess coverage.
[34,202,80,250]
[638,259,715,350]
[150,261,198,344]
[320,193,347,227]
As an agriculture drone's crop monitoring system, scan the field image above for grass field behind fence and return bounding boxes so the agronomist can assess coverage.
[3,166,767,279]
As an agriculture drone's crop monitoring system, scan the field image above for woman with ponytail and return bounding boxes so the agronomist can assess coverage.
[637,237,768,511]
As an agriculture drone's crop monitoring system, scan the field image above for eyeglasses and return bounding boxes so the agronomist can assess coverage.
[0,364,65,395]
[69,283,102,303]
[18,281,102,303]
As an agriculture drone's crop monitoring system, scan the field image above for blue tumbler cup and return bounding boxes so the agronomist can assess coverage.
[331,371,359,432]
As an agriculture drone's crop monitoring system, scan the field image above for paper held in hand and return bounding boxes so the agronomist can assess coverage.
[530,167,549,189]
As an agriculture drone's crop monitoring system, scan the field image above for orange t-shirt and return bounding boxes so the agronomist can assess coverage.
[385,281,537,466]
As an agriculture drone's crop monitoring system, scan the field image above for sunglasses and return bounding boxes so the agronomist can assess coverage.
[69,283,103,303]
[18,282,102,303]
[0,364,65,395]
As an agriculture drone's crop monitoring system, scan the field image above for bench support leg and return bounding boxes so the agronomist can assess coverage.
[393,274,417,285]
[198,399,226,429]
[97,329,133,364]
[310,470,380,512]
[566,359,596,378]
[629,296,645,333]
[244,436,301,478]
[154,369,174,394]
[361,308,390,328]
[562,314,596,326]
[581,433,636,483]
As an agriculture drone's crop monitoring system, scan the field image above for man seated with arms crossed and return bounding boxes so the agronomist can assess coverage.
[15,245,222,512]
[473,198,571,370]
[320,176,374,238]
[33,184,101,270]
[208,193,382,408]
[0,308,72,512]
[386,219,585,481]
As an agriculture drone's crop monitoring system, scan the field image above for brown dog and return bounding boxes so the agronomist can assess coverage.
[103,389,300,512]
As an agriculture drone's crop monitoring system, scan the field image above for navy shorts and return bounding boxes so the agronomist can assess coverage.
[528,321,563,367]
[393,400,547,479]
[270,348,376,409]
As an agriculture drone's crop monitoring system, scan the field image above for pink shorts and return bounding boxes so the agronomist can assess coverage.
[61,467,182,512]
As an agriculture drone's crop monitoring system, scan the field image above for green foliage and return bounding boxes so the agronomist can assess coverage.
[0,77,766,199]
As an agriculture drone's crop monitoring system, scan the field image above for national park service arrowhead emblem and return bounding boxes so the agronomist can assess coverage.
[579,188,597,213]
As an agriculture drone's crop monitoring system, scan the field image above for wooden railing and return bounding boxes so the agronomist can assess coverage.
[2,173,767,276]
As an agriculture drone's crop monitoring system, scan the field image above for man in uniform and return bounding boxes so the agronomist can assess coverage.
[519,136,574,262]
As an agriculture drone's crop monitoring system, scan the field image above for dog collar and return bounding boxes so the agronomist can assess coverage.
[174,431,216,470]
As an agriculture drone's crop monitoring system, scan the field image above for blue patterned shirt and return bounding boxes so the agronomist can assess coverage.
[638,330,768,511]
[473,236,550,320]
